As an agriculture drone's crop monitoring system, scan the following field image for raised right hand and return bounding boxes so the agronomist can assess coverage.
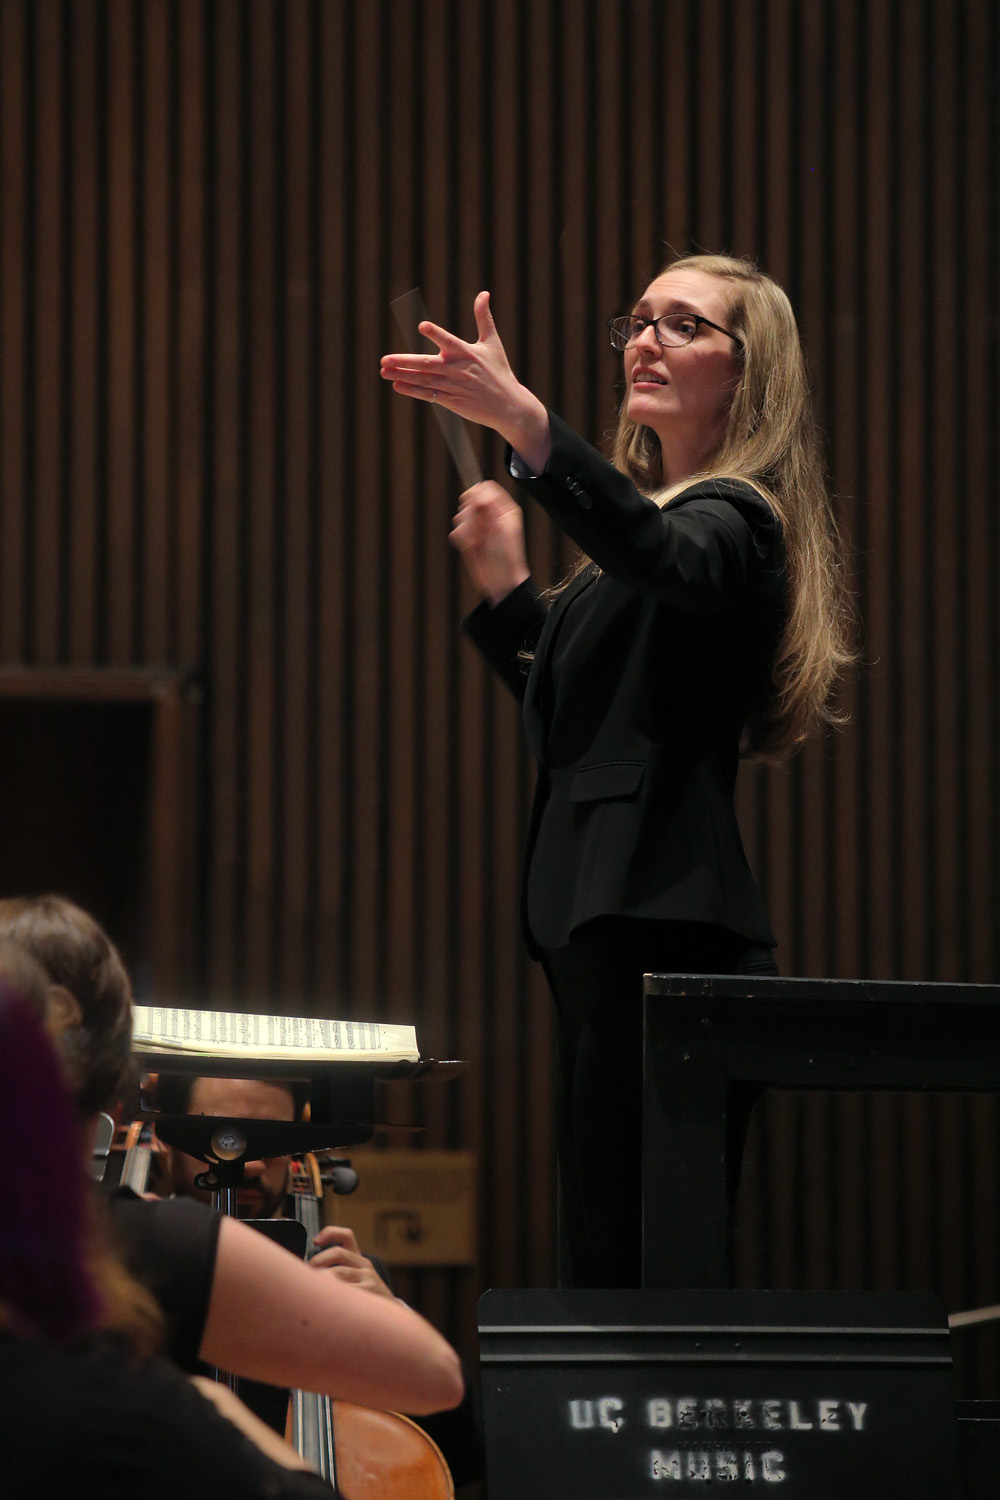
[381,291,552,473]
[449,481,530,607]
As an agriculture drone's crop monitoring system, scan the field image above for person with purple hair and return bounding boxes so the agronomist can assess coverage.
[0,955,105,1346]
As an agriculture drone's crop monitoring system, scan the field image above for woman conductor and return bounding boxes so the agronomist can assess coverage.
[381,254,852,1288]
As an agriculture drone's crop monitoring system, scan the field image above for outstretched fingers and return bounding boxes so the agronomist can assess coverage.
[379,350,446,402]
[414,317,472,357]
[472,289,496,340]
[382,289,527,438]
[386,376,442,403]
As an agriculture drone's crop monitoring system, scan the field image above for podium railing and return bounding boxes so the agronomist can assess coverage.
[641,975,1000,1289]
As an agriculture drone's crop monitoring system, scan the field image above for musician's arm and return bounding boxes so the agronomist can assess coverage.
[198,1215,464,1415]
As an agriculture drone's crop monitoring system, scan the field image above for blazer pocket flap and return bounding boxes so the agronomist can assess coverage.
[568,760,645,803]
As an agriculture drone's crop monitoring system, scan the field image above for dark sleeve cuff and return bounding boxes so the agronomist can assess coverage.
[462,578,546,701]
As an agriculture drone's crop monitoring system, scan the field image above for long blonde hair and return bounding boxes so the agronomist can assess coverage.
[610,253,854,759]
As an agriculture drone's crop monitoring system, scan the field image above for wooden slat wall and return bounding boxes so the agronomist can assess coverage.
[2,0,999,1389]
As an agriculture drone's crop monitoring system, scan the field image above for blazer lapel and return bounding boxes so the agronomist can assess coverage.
[523,566,599,763]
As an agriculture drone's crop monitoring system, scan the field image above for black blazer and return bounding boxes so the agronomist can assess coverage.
[464,413,787,956]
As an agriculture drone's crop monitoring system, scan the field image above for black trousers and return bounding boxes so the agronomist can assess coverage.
[541,917,777,1289]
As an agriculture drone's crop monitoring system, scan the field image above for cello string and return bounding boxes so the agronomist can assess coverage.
[291,1164,338,1491]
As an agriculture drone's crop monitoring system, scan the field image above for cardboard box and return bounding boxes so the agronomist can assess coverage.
[322,1148,477,1266]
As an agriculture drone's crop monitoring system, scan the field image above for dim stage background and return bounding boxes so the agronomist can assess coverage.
[1,0,999,1395]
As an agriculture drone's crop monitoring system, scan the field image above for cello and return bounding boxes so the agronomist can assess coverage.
[117,1117,168,1194]
[286,1152,455,1499]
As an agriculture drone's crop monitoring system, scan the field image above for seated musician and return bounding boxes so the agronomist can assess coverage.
[0,894,465,1429]
[0,955,357,1498]
[151,1072,394,1291]
[151,1071,485,1484]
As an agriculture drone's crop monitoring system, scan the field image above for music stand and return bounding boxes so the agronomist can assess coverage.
[135,1050,464,1214]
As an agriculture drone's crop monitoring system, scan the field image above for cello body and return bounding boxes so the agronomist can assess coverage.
[307,1401,454,1500]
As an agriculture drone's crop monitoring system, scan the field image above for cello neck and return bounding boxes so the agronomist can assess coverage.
[287,1154,455,1498]
[291,1185,323,1247]
[119,1120,155,1196]
[288,1154,338,1486]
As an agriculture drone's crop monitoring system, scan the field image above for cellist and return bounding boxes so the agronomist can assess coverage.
[151,1070,485,1486]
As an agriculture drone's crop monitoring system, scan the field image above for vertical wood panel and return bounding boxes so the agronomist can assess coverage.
[661,0,693,263]
[244,0,280,1003]
[140,0,173,663]
[67,0,101,664]
[314,0,351,1005]
[757,0,797,972]
[0,0,29,659]
[862,0,897,981]
[32,0,66,664]
[206,0,247,995]
[175,0,207,670]
[278,0,316,1005]
[896,0,931,982]
[828,0,864,978]
[624,0,659,289]
[413,0,455,1159]
[694,0,728,253]
[962,0,999,985]
[105,0,138,663]
[796,0,832,976]
[384,0,423,1147]
[448,2,489,1314]
[593,0,625,417]
[928,0,962,980]
[729,0,764,257]
[560,5,598,452]
[349,0,386,1008]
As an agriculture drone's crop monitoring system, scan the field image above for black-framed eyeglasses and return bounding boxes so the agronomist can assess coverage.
[607,312,742,353]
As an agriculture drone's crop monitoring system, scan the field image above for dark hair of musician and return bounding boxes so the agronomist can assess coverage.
[0,938,55,1026]
[0,895,134,1117]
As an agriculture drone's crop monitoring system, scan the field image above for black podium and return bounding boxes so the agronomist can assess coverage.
[479,1288,965,1500]
[486,974,1000,1495]
[641,974,1000,1289]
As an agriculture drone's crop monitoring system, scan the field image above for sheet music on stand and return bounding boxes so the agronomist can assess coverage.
[133,1003,420,1064]
[133,1002,463,1141]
